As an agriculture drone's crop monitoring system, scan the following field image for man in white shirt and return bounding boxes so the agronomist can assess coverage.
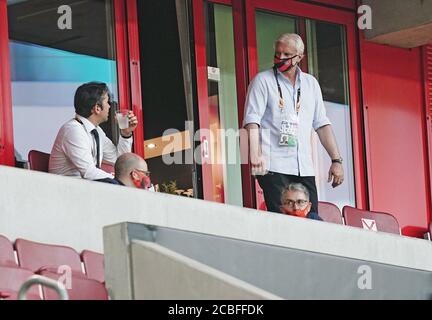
[243,33,344,214]
[49,82,138,180]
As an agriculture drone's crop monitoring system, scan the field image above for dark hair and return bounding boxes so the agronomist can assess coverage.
[74,82,110,118]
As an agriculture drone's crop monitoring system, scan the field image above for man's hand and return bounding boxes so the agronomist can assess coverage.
[251,152,267,176]
[328,162,344,188]
[120,110,138,137]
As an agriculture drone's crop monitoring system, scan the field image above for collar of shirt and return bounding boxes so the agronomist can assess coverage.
[75,114,97,134]
[277,66,302,87]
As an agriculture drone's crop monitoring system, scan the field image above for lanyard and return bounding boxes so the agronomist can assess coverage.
[273,67,301,114]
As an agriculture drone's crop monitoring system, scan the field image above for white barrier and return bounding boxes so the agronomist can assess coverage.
[0,165,432,273]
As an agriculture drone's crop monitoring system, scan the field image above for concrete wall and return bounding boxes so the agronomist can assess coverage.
[1,165,432,273]
[362,0,432,48]
[130,240,281,299]
[104,222,432,299]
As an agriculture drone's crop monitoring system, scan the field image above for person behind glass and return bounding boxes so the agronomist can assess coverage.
[280,183,322,221]
[49,82,138,180]
[98,153,153,190]
[243,33,344,214]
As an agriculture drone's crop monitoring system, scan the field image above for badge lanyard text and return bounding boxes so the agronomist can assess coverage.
[274,67,301,147]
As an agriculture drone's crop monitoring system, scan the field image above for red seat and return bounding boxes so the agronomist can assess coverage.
[0,234,17,267]
[28,150,50,172]
[81,250,105,283]
[15,238,84,275]
[0,266,40,300]
[318,201,343,225]
[40,270,108,300]
[342,206,400,235]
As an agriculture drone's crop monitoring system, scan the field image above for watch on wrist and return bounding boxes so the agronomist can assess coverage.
[120,132,133,139]
[332,157,343,164]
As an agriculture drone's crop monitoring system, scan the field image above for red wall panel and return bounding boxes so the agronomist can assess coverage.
[298,0,356,10]
[0,0,15,166]
[360,39,430,235]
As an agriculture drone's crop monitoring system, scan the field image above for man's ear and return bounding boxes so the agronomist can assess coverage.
[91,104,100,115]
[131,170,139,180]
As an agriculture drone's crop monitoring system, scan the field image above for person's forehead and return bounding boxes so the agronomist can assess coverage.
[284,190,307,199]
[275,40,297,53]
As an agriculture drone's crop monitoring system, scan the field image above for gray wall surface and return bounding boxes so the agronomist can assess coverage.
[362,0,432,47]
[104,222,432,300]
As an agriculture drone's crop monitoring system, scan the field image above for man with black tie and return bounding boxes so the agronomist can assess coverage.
[49,82,138,180]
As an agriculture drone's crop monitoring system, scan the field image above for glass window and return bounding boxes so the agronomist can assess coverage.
[204,2,243,206]
[137,0,194,197]
[254,11,355,210]
[306,20,355,209]
[7,0,118,163]
[256,11,297,71]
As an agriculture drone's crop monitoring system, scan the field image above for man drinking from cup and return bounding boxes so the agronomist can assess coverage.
[49,82,138,180]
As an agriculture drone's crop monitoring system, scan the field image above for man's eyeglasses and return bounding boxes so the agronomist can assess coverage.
[282,199,309,207]
[134,169,150,177]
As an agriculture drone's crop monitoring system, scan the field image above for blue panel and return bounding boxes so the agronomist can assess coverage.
[9,41,117,83]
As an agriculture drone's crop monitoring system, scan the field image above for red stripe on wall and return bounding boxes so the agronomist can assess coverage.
[0,0,15,166]
[425,45,432,115]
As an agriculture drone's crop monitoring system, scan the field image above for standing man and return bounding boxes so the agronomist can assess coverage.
[243,33,344,214]
[49,82,138,180]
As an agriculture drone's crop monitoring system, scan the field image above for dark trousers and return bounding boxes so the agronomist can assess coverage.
[256,172,318,214]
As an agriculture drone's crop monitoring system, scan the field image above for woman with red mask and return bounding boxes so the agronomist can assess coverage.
[280,183,322,220]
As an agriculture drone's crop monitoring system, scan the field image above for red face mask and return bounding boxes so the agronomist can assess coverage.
[280,205,311,218]
[273,55,298,73]
[132,171,152,190]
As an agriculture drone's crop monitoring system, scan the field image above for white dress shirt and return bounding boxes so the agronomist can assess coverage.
[243,67,331,176]
[49,115,133,180]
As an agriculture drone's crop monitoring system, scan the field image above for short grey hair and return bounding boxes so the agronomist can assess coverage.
[115,153,145,179]
[274,33,305,55]
[281,182,310,202]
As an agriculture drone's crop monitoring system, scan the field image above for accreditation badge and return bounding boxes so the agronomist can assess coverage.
[279,114,299,147]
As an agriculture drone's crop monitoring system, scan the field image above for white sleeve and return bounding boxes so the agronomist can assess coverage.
[101,130,133,165]
[62,127,113,180]
[243,75,268,128]
[312,78,332,131]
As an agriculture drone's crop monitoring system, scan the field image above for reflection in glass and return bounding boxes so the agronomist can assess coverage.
[8,0,118,162]
[307,20,355,209]
[205,3,243,205]
[254,11,355,210]
[256,10,297,72]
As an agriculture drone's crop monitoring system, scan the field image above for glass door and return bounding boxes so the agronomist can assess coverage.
[193,0,243,205]
[245,0,366,209]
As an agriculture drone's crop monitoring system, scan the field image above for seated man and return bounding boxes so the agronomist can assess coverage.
[98,153,153,190]
[49,82,138,180]
[280,182,322,220]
